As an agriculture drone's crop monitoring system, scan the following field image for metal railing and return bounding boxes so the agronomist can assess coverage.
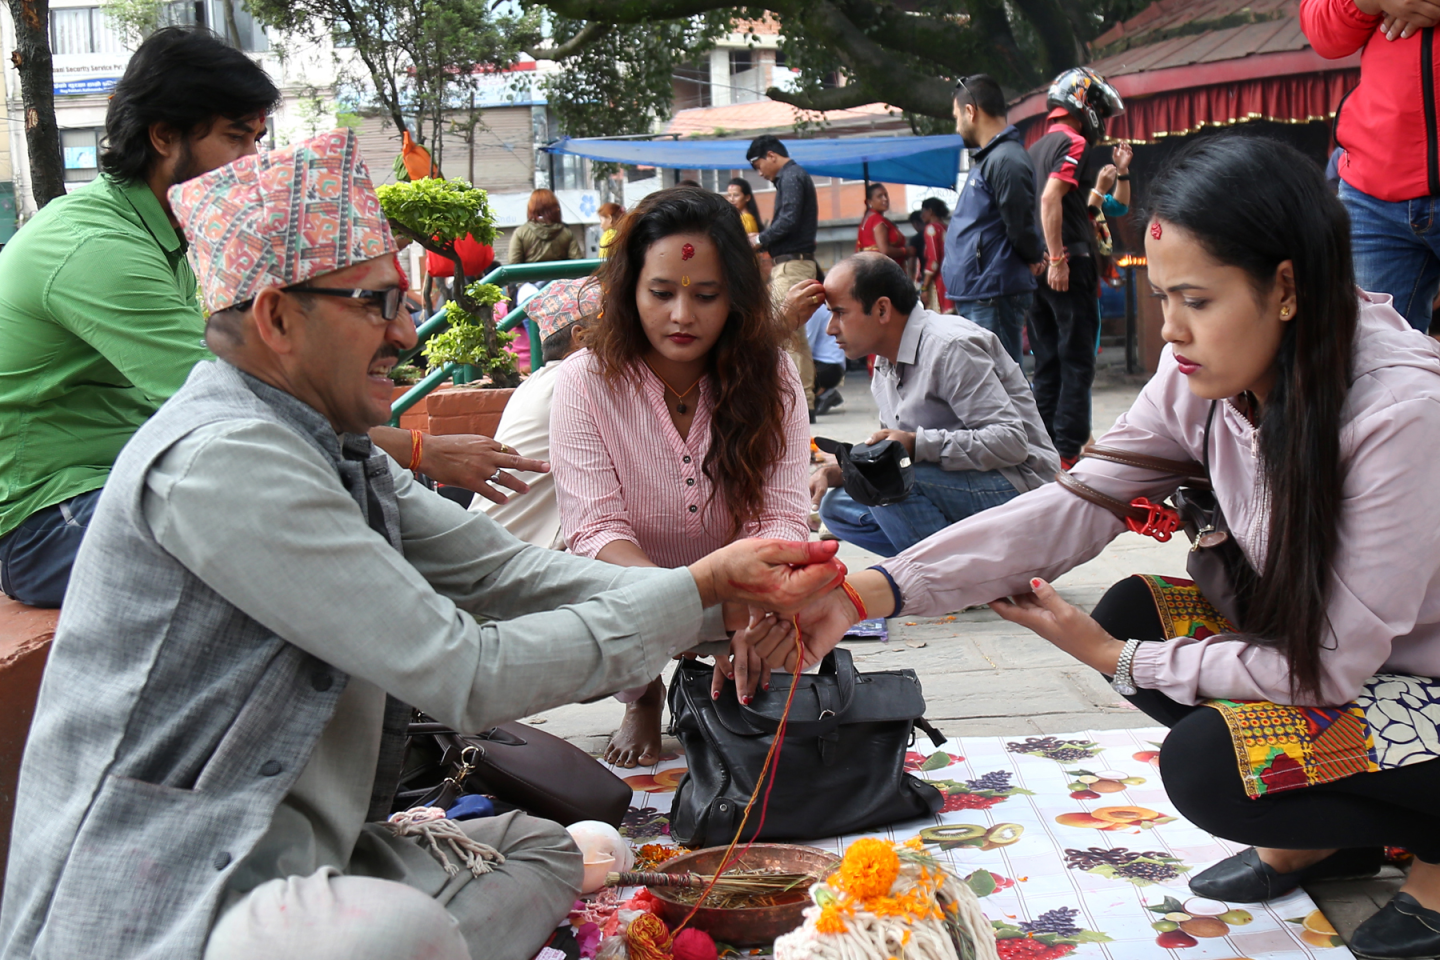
[391,258,602,425]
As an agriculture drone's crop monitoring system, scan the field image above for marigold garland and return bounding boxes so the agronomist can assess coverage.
[836,838,901,901]
[773,838,999,960]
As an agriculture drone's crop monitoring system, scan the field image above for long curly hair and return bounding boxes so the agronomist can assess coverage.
[591,186,793,538]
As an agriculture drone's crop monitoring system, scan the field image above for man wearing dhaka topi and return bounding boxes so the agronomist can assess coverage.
[0,130,843,960]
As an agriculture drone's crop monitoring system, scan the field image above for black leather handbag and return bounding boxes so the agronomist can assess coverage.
[665,648,946,847]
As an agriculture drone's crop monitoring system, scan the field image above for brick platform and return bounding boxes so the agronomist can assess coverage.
[394,385,515,438]
[0,598,56,890]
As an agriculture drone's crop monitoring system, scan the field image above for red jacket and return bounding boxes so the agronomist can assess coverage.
[1302,0,1437,201]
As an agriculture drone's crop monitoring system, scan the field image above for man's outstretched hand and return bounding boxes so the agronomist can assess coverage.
[689,539,846,615]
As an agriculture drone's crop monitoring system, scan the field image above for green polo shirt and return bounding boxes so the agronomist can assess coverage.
[0,175,210,538]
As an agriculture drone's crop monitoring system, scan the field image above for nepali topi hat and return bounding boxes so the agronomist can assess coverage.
[527,277,602,342]
[169,127,397,314]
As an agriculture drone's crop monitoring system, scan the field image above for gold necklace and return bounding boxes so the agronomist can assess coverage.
[645,362,702,414]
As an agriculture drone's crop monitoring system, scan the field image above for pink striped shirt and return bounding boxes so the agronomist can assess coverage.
[550,349,812,567]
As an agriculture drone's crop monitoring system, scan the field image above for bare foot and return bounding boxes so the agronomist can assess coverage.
[1401,858,1440,912]
[604,676,665,769]
[1255,847,1338,874]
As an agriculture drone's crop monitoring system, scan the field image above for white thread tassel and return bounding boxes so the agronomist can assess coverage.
[387,806,507,878]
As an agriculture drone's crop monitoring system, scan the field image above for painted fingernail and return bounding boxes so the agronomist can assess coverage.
[712,690,719,700]
[1031,578,1043,589]
[763,682,770,691]
[742,695,753,705]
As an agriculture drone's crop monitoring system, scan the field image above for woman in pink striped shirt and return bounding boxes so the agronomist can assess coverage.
[551,187,813,768]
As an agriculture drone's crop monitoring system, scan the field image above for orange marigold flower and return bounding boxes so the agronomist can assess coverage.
[837,838,901,902]
[816,904,848,935]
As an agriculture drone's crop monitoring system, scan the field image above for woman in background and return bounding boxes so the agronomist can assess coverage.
[597,201,624,258]
[856,182,907,267]
[550,187,811,768]
[920,197,953,314]
[508,188,583,264]
[726,177,763,235]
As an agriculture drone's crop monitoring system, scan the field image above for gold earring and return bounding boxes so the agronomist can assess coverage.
[1280,307,1291,318]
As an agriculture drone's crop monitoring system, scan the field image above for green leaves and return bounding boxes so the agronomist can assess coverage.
[1148,896,1186,916]
[375,179,497,251]
[422,309,517,373]
[966,869,999,898]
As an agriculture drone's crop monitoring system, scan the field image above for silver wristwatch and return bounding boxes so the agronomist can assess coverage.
[1111,638,1143,696]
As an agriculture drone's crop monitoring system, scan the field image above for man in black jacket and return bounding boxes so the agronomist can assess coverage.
[944,74,1044,363]
[748,134,820,416]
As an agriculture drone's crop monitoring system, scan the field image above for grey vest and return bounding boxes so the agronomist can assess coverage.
[0,361,410,960]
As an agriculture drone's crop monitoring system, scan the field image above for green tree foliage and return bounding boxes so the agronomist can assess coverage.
[247,0,539,157]
[532,0,1153,121]
[376,180,520,387]
[537,13,727,139]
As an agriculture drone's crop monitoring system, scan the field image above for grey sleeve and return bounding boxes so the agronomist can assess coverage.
[990,151,1043,265]
[142,420,723,733]
[911,340,1032,471]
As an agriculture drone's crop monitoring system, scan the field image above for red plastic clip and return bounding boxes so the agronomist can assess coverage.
[1124,497,1182,542]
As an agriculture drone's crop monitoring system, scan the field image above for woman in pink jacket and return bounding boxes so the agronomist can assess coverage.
[550,187,812,769]
[788,135,1440,960]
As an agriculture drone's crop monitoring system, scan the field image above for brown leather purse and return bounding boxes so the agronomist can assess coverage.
[1054,401,1254,628]
[393,719,632,827]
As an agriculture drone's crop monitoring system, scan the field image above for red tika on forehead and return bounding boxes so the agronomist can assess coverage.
[681,242,695,261]
[1150,221,1163,240]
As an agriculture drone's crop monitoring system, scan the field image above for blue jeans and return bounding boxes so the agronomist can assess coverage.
[819,462,1020,556]
[1339,180,1439,333]
[953,291,1031,364]
[0,487,103,607]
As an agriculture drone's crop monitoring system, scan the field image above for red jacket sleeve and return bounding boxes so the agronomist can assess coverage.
[1300,0,1381,60]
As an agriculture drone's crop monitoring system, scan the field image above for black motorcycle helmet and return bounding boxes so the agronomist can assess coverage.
[1046,67,1125,143]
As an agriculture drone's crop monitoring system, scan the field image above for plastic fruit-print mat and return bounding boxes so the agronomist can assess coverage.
[606,727,1350,959]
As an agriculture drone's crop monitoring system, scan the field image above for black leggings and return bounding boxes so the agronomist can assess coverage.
[1092,575,1440,862]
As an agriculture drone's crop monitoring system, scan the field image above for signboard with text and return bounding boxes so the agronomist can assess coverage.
[55,76,120,96]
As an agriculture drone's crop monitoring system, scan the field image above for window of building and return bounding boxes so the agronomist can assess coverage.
[728,50,753,75]
[673,60,711,111]
[159,0,268,51]
[774,50,787,68]
[551,152,588,192]
[50,7,124,55]
[61,128,102,183]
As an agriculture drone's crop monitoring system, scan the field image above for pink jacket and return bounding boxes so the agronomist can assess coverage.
[885,293,1440,706]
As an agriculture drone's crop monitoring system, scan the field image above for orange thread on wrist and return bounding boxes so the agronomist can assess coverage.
[841,580,868,623]
[408,429,424,472]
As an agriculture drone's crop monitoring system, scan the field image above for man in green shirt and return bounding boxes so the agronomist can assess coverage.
[0,27,280,606]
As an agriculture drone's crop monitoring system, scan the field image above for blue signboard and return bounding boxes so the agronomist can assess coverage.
[55,76,119,96]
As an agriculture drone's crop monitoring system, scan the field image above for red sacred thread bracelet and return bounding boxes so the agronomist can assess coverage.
[841,580,868,622]
[408,430,424,472]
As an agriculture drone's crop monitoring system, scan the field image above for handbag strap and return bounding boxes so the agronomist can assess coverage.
[1053,434,1210,543]
[1077,445,1208,486]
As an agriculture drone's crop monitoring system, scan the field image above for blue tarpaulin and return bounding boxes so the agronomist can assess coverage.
[543,135,966,189]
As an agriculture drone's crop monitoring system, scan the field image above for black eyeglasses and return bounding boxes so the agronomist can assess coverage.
[286,285,405,322]
[228,285,406,322]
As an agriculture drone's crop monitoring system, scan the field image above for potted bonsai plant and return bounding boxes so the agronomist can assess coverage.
[374,177,520,389]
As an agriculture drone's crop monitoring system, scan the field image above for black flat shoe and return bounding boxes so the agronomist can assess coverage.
[1351,893,1440,959]
[1188,846,1385,903]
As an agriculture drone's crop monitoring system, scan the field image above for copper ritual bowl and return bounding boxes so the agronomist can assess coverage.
[649,843,838,946]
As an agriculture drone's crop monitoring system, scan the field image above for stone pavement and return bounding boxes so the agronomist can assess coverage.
[528,356,1397,937]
